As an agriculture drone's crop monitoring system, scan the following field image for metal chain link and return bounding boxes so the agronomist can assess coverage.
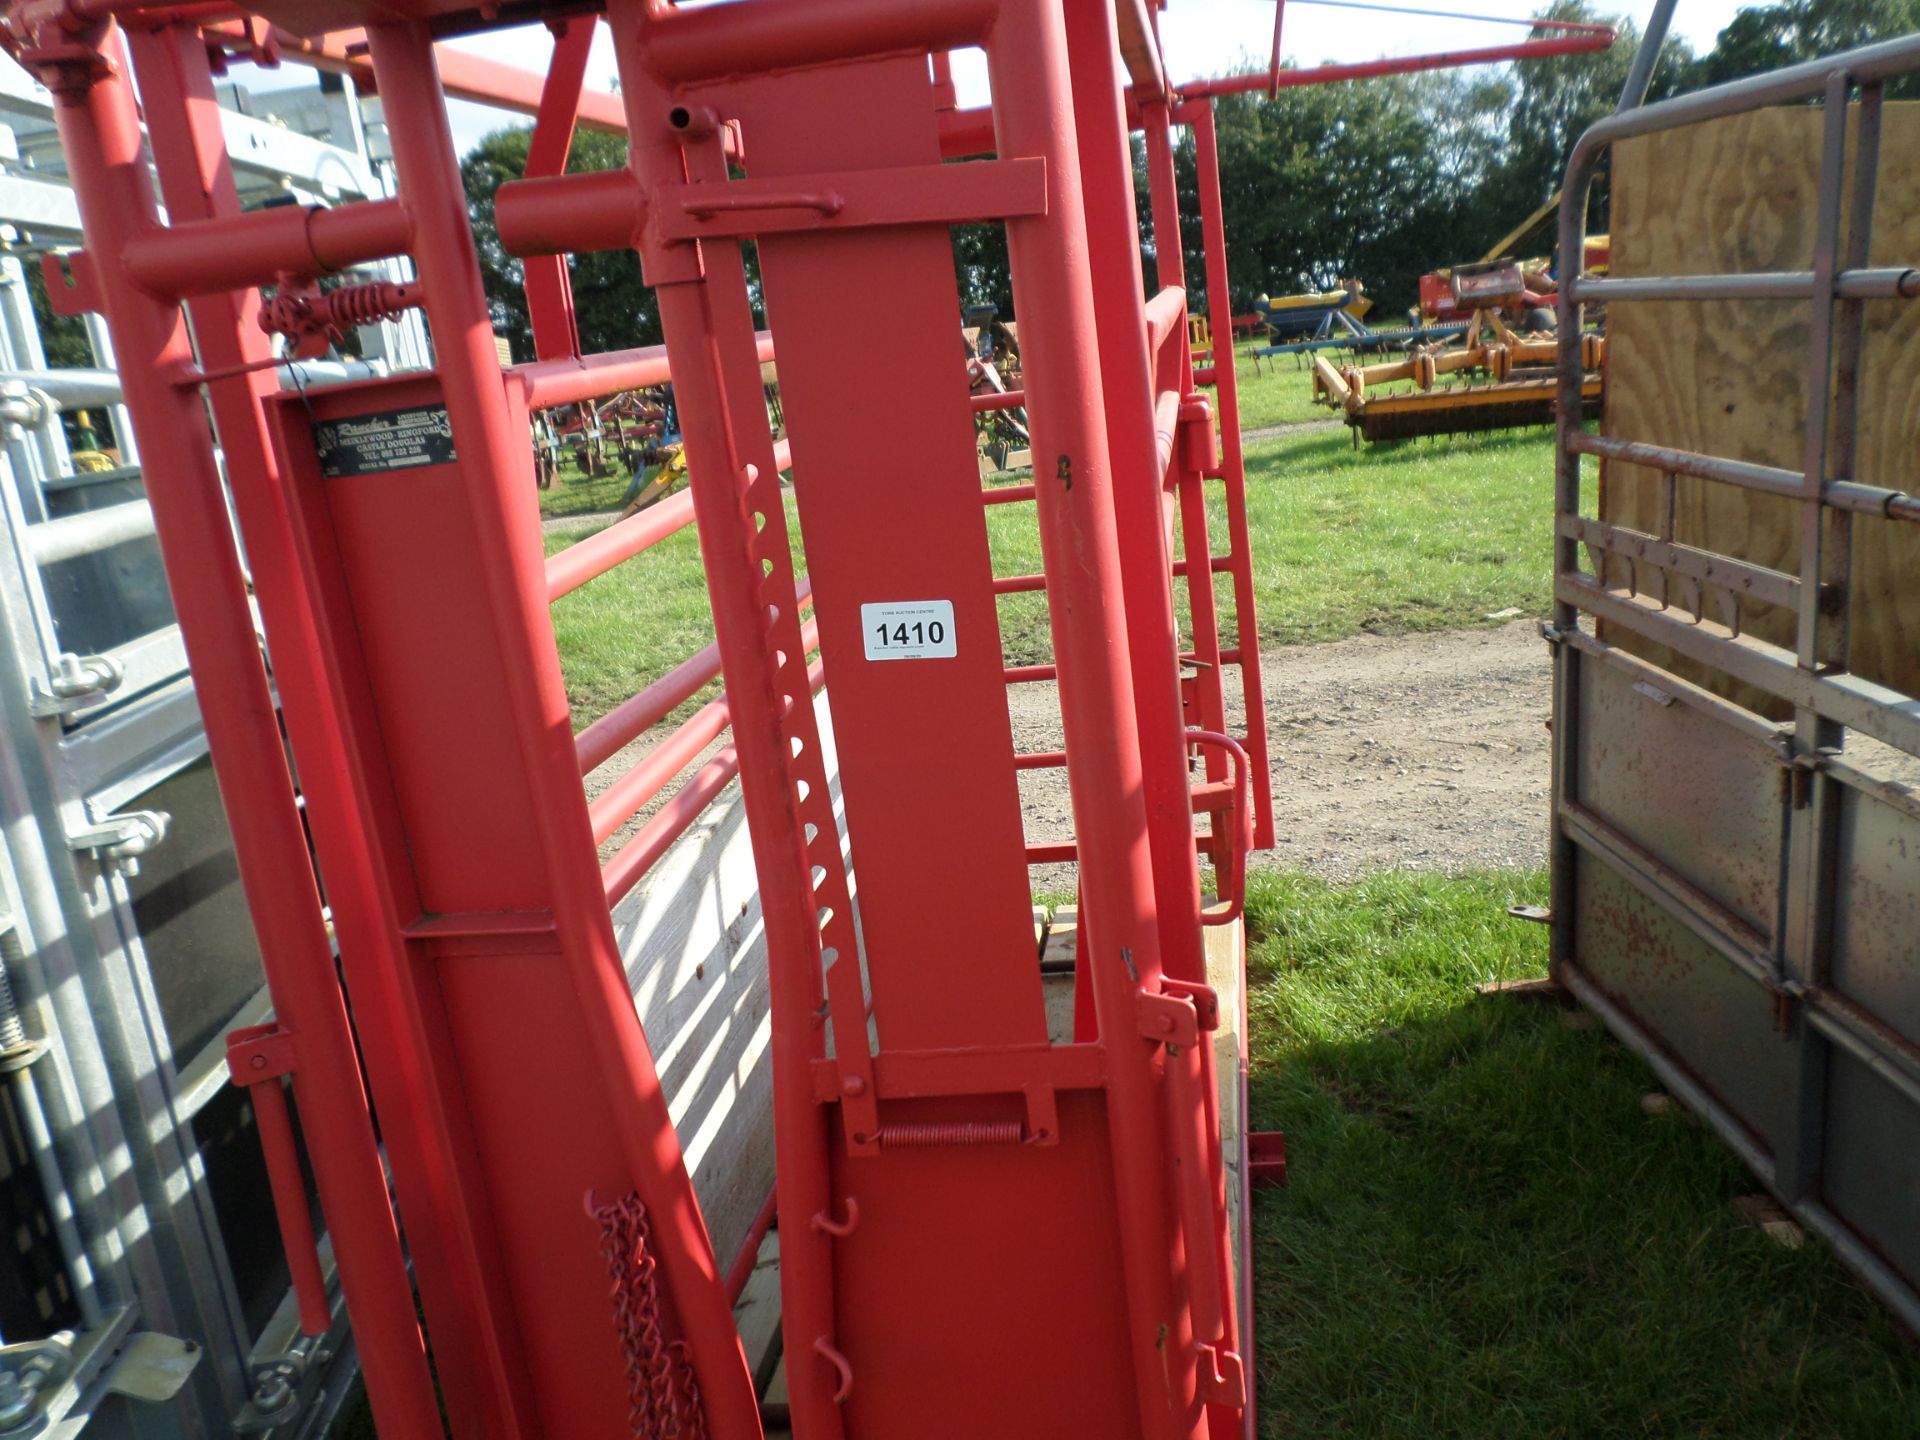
[588,1191,709,1438]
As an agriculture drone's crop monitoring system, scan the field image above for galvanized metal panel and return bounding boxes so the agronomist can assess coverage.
[1830,779,1920,1051]
[1571,853,1795,1154]
[1574,649,1784,938]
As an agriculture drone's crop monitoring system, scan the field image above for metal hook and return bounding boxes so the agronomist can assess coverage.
[813,1338,853,1404]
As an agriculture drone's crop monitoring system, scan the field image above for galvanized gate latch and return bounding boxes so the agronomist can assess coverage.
[65,814,168,879]
[28,652,123,718]
[66,810,168,879]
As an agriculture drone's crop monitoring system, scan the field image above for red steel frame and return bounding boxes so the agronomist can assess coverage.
[0,1,1615,1436]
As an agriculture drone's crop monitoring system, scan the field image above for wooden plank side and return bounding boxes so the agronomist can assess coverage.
[1602,102,1920,712]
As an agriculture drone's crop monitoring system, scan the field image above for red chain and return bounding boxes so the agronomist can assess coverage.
[587,1191,709,1439]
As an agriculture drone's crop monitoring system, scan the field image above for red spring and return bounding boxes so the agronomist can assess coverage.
[878,1120,1024,1148]
[586,1191,709,1440]
[258,280,420,360]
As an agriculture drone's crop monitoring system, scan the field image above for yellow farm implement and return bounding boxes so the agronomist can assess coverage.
[1311,309,1606,442]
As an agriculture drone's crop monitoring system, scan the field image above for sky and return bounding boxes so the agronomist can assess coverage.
[424,0,1753,154]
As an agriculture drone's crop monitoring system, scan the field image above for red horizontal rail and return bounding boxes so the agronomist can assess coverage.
[1144,285,1187,355]
[1025,842,1077,864]
[1195,364,1217,387]
[971,390,1026,412]
[576,593,815,775]
[546,491,696,601]
[585,620,822,840]
[992,572,1047,596]
[590,697,733,844]
[597,655,827,899]
[1005,663,1056,684]
[1170,554,1234,578]
[1014,751,1067,770]
[983,483,1037,505]
[1181,30,1617,99]
[602,748,741,907]
[577,643,723,776]
[517,331,777,411]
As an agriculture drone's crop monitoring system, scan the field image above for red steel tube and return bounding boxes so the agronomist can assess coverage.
[122,196,410,297]
[592,651,827,846]
[1014,750,1068,770]
[1143,284,1187,354]
[203,23,632,134]
[495,167,643,257]
[983,482,1037,504]
[1187,100,1276,849]
[1068,0,1212,1028]
[544,489,696,600]
[575,605,816,776]
[992,572,1046,595]
[576,640,723,775]
[642,0,999,84]
[1182,30,1616,98]
[49,25,446,1437]
[589,694,733,843]
[248,1073,331,1335]
[971,388,1026,412]
[601,747,740,906]
[619,13,842,1433]
[515,331,775,410]
[724,1184,779,1305]
[987,1,1196,1431]
[365,25,761,1436]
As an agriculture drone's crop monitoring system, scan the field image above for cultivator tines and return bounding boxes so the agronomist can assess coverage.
[1316,308,1607,442]
[1353,379,1603,442]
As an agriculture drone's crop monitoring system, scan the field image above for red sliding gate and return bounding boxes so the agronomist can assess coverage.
[1,0,1611,1435]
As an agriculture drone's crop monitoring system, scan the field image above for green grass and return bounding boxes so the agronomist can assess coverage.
[1243,869,1920,1439]
[546,398,1585,725]
[1232,340,1336,430]
[538,454,642,518]
[1231,423,1592,646]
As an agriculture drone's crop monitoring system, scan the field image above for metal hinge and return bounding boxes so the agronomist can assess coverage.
[28,652,123,718]
[67,810,168,878]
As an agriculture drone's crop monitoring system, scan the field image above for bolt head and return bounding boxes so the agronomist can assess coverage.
[841,1075,866,1097]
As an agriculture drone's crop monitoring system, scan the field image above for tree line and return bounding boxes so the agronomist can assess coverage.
[462,0,1919,358]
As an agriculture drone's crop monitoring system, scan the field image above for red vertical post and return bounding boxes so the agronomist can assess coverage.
[1142,99,1231,777]
[522,16,594,361]
[22,21,447,1438]
[1059,0,1204,991]
[986,1,1203,1433]
[361,25,761,1436]
[610,16,846,1435]
[1186,99,1274,849]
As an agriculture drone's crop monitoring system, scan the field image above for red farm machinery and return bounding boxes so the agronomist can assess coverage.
[0,1,1613,1436]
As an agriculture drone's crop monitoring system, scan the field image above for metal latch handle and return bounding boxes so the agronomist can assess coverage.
[1188,728,1252,925]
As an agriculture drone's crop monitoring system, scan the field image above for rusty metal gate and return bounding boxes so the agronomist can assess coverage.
[1550,33,1920,1332]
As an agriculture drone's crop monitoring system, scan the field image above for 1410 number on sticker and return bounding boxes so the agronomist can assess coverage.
[861,600,957,661]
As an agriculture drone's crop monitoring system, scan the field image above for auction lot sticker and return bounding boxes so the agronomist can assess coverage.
[861,600,957,661]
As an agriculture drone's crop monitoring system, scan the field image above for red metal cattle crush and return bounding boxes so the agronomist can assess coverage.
[0,1,1611,1436]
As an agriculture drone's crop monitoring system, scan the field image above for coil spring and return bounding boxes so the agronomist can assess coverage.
[321,281,418,328]
[878,1120,1024,1149]
[587,1191,708,1439]
[257,282,419,346]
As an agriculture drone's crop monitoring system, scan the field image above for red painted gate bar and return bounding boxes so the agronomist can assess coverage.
[0,0,1617,1433]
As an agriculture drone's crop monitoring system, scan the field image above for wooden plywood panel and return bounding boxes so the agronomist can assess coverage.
[1602,102,1920,712]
